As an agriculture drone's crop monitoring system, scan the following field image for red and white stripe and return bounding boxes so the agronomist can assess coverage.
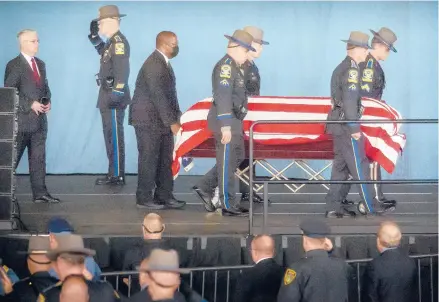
[172,96,406,178]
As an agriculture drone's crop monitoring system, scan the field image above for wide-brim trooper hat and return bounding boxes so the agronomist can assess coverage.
[370,27,397,53]
[224,30,256,52]
[243,26,269,45]
[93,5,126,22]
[341,31,372,49]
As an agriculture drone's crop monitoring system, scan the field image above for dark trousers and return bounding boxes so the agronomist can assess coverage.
[325,135,379,213]
[100,108,125,178]
[15,129,48,199]
[197,134,244,209]
[238,159,256,194]
[135,126,174,203]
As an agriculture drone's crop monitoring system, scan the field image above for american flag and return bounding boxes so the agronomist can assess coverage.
[172,96,406,179]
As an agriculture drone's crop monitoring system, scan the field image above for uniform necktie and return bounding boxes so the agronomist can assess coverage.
[31,58,41,84]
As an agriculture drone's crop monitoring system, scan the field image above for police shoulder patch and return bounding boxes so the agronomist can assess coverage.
[361,68,374,83]
[220,64,232,79]
[115,43,125,55]
[284,268,297,285]
[347,69,358,83]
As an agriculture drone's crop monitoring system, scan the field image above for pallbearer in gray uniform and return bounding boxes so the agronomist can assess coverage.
[193,30,255,217]
[359,27,398,206]
[88,5,131,186]
[324,32,394,218]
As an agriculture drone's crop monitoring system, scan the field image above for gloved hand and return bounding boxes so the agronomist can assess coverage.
[90,20,99,36]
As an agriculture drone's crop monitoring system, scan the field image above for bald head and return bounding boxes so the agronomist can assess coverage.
[143,213,164,240]
[377,221,402,250]
[250,235,275,263]
[156,31,179,59]
[60,275,89,302]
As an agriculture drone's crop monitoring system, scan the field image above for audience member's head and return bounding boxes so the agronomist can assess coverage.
[376,221,402,253]
[17,29,39,56]
[47,217,74,249]
[21,236,51,275]
[47,234,96,281]
[139,249,189,300]
[143,213,165,240]
[300,219,331,252]
[60,275,89,302]
[250,235,275,264]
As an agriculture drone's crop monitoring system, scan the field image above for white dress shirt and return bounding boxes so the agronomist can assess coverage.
[156,49,169,65]
[21,52,40,76]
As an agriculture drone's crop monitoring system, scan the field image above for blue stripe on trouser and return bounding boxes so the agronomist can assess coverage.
[351,138,373,212]
[222,143,230,209]
[111,109,119,177]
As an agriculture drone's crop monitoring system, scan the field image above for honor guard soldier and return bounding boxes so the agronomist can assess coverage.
[211,26,270,206]
[277,220,350,302]
[359,28,398,207]
[324,32,394,218]
[193,30,255,217]
[38,234,120,302]
[88,5,131,186]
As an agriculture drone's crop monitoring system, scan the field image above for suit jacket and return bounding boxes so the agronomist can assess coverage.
[363,248,417,302]
[129,50,181,133]
[234,258,284,302]
[4,54,51,133]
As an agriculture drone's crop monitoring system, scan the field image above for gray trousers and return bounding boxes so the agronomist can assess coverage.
[325,134,379,213]
[197,133,244,209]
[100,108,125,178]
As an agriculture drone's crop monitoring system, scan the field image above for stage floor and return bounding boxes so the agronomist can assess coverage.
[11,175,439,236]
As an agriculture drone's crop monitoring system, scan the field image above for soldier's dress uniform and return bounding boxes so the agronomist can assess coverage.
[325,55,384,216]
[38,277,120,302]
[195,54,249,216]
[358,53,396,204]
[89,30,131,185]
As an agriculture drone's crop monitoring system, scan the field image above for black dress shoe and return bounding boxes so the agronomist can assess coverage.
[325,207,356,218]
[95,176,125,185]
[192,186,216,212]
[222,207,249,217]
[136,201,165,210]
[341,199,355,206]
[374,203,396,215]
[240,192,270,204]
[33,194,60,204]
[160,198,186,209]
[378,198,397,207]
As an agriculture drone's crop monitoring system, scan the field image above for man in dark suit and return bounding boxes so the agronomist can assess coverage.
[4,29,59,203]
[129,31,185,209]
[234,235,283,302]
[363,221,417,302]
[88,5,131,186]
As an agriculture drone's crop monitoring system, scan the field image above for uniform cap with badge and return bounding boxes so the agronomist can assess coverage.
[299,219,331,238]
[341,31,372,49]
[224,30,256,52]
[93,5,126,21]
[370,27,397,53]
[243,26,269,45]
[47,234,96,261]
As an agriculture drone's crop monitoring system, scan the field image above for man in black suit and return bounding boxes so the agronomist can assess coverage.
[4,29,59,203]
[363,221,417,302]
[234,235,283,302]
[129,31,185,209]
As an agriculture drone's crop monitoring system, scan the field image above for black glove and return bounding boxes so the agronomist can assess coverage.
[90,20,99,36]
